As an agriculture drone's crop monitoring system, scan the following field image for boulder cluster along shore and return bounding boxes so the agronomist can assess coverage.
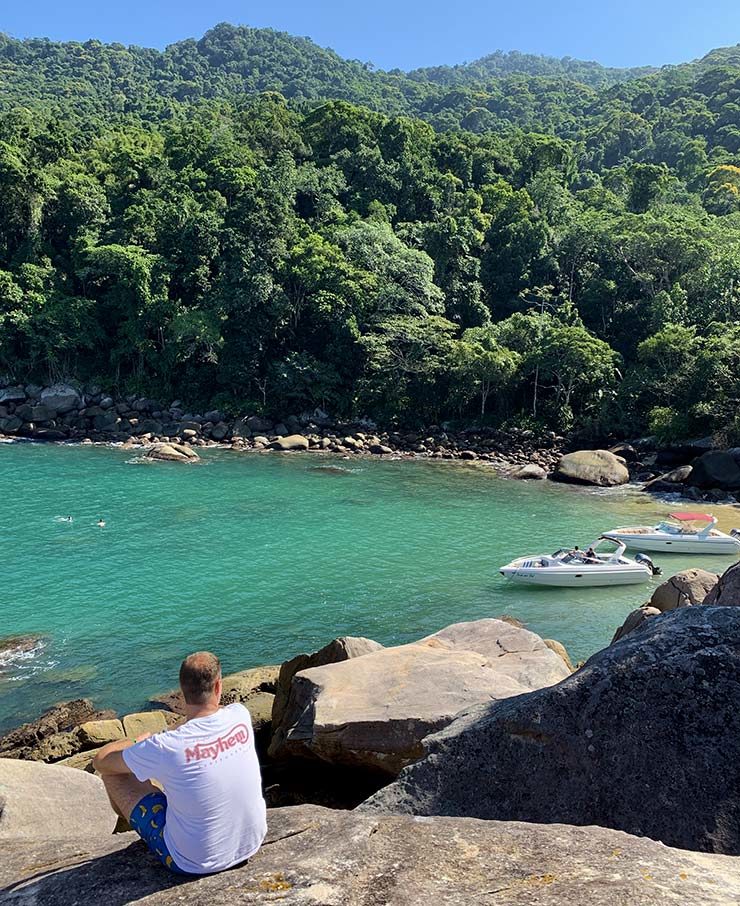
[3,381,740,503]
[4,563,740,903]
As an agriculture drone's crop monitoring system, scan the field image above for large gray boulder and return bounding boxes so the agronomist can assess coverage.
[551,449,629,486]
[0,415,22,433]
[15,403,54,423]
[40,383,81,414]
[704,561,740,605]
[0,386,26,404]
[649,568,719,611]
[270,620,570,774]
[2,804,740,905]
[689,451,740,490]
[362,607,740,854]
[134,418,163,436]
[209,421,230,441]
[0,758,116,839]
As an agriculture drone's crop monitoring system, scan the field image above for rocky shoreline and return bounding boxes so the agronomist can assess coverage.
[0,380,566,470]
[4,381,740,504]
[0,619,574,809]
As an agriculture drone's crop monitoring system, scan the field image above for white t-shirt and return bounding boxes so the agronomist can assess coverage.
[123,703,267,874]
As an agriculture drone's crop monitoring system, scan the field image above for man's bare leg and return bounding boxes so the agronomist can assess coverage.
[101,773,160,822]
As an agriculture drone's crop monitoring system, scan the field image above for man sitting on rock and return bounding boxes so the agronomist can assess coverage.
[93,651,267,875]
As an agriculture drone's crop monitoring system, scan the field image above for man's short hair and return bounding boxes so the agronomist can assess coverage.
[179,651,222,704]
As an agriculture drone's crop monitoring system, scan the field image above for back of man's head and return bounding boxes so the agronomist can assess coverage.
[179,651,222,705]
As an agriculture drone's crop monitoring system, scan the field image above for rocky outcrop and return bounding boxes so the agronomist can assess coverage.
[56,747,102,772]
[508,462,547,479]
[607,441,638,461]
[643,464,694,493]
[77,719,124,747]
[39,383,82,414]
[122,711,168,738]
[270,620,570,774]
[551,449,629,486]
[611,605,661,642]
[703,561,740,605]
[0,699,116,761]
[0,700,176,765]
[0,758,116,839]
[0,386,26,404]
[612,568,722,642]
[649,568,719,611]
[144,442,199,462]
[0,380,567,469]
[689,451,740,490]
[362,607,740,854]
[543,638,575,671]
[3,803,740,905]
[0,634,45,670]
[270,637,383,740]
[270,434,310,451]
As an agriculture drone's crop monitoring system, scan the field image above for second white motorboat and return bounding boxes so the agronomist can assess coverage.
[499,538,660,587]
[602,512,740,556]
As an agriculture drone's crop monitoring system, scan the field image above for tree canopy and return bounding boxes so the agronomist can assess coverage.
[1,26,740,438]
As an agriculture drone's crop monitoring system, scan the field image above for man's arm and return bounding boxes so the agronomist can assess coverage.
[93,733,151,776]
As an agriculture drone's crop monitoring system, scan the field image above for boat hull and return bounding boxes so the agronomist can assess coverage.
[602,531,740,555]
[499,566,650,587]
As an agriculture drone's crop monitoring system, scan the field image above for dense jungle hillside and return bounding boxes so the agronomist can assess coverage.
[1,23,740,439]
[0,24,652,118]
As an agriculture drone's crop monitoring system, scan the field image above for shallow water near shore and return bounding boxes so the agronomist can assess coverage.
[1,443,738,732]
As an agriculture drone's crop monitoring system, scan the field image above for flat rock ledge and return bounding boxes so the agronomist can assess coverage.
[3,804,740,905]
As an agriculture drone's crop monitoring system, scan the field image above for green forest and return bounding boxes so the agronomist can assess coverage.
[2,23,740,439]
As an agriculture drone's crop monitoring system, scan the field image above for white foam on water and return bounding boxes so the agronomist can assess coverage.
[0,638,53,681]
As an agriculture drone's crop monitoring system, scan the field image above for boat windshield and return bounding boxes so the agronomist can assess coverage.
[659,519,712,535]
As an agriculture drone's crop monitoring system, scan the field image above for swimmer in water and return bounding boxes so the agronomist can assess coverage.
[97,518,106,528]
[62,515,73,523]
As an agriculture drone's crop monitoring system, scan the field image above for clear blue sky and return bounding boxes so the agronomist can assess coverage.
[3,0,740,70]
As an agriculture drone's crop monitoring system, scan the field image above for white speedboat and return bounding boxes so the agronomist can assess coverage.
[603,512,740,556]
[499,539,660,587]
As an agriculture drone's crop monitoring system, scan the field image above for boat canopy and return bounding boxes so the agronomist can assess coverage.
[669,512,714,522]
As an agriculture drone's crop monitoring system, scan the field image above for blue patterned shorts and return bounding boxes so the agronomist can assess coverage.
[129,791,188,874]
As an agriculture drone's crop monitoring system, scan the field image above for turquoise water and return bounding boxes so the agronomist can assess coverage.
[1,443,737,732]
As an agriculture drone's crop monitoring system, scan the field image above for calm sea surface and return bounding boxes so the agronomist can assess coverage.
[1,443,738,732]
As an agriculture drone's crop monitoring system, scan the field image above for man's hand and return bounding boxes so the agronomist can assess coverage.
[135,732,152,743]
